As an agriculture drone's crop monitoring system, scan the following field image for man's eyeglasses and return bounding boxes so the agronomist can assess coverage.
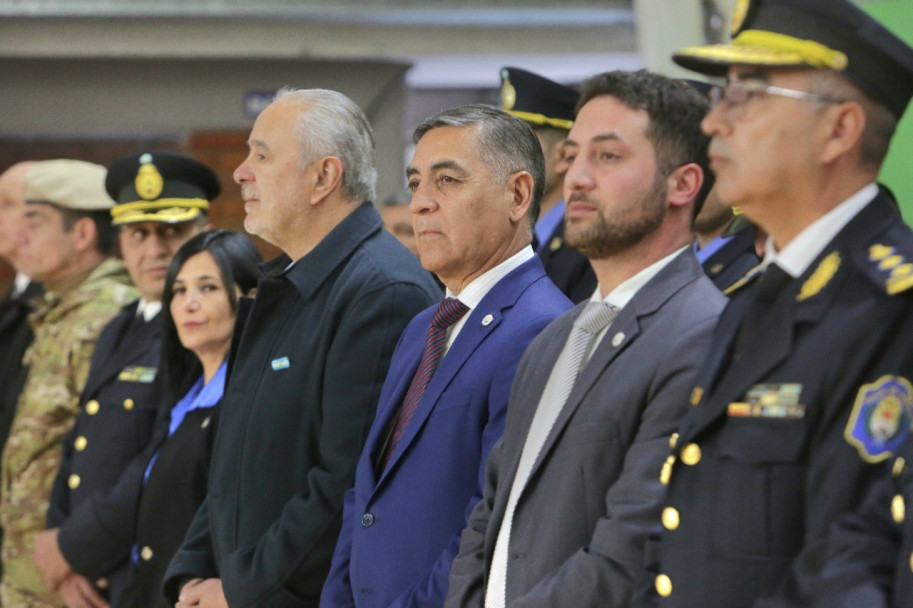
[709,81,846,117]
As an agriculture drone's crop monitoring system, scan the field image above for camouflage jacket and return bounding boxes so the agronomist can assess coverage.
[0,257,137,607]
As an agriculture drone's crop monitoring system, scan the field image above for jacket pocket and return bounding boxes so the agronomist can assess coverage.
[710,418,807,559]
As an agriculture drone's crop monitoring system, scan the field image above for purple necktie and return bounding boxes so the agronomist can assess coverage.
[381,297,469,470]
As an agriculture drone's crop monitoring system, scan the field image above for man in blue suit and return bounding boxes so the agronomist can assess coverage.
[321,104,571,608]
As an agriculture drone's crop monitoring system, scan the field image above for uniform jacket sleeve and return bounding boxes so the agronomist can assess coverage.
[806,460,898,608]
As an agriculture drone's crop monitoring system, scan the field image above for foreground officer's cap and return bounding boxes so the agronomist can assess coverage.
[673,0,913,120]
[106,151,221,226]
[24,160,113,211]
[500,67,580,131]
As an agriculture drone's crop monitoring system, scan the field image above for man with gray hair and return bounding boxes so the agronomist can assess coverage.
[321,104,570,608]
[165,88,440,607]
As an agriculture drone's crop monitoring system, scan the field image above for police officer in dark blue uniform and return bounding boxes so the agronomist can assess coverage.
[500,67,597,303]
[33,152,219,606]
[631,1,913,607]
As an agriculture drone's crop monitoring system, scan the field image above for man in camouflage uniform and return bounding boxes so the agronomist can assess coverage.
[0,160,137,607]
[33,152,218,608]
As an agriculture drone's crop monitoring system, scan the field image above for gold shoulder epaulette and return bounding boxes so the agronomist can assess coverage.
[868,243,913,295]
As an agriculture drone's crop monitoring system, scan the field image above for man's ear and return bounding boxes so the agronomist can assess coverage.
[506,171,534,223]
[69,216,99,253]
[310,156,345,205]
[818,101,866,165]
[666,162,703,210]
[552,139,572,176]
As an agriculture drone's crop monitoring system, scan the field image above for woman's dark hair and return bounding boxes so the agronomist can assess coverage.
[159,229,262,403]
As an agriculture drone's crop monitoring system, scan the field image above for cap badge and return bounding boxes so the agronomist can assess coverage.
[135,158,164,200]
[500,71,517,112]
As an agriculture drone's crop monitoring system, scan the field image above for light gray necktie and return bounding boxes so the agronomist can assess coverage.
[485,301,619,608]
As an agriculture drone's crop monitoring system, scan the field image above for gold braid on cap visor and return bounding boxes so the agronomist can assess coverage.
[507,110,573,131]
[111,198,209,225]
[678,30,848,71]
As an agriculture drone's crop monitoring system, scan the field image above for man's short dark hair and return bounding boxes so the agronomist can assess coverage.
[413,104,546,230]
[577,70,713,217]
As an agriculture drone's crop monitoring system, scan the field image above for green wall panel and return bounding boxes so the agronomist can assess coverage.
[860,0,913,222]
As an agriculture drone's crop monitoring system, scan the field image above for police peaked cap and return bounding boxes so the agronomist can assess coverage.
[106,152,221,226]
[500,67,580,130]
[673,0,913,120]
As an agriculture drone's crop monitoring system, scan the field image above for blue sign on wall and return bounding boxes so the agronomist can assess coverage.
[243,90,278,119]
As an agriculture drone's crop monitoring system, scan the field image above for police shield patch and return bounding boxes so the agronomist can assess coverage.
[845,375,913,462]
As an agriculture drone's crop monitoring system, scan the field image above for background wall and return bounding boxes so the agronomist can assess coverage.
[0,57,407,201]
[0,3,639,265]
[860,0,913,221]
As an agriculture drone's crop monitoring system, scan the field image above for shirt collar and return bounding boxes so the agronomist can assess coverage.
[12,273,31,298]
[764,183,878,278]
[136,297,162,322]
[445,246,535,310]
[168,360,227,436]
[591,245,690,310]
[260,202,382,300]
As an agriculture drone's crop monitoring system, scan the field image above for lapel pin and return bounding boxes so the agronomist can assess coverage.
[611,332,625,347]
[271,356,290,371]
[482,314,494,326]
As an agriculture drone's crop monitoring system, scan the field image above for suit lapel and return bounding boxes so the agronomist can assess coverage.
[376,258,544,486]
[363,325,426,486]
[523,249,703,489]
[380,306,501,477]
[485,311,567,555]
[492,309,576,519]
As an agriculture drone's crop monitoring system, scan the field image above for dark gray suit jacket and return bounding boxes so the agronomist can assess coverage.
[445,248,725,608]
